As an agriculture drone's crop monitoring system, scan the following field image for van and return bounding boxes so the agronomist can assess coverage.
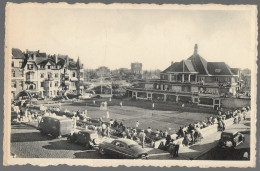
[38,116,73,138]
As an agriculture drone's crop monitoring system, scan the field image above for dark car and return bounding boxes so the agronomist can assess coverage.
[38,116,73,138]
[98,138,149,159]
[218,130,245,148]
[67,130,100,149]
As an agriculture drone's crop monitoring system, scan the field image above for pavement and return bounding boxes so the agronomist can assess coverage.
[11,109,251,160]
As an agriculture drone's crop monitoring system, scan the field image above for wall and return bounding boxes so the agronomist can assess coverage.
[221,98,250,109]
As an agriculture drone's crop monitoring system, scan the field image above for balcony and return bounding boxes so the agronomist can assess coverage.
[70,77,78,82]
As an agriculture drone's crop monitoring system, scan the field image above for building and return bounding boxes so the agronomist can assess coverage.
[11,48,84,99]
[131,62,143,75]
[240,68,251,96]
[11,48,26,99]
[126,44,241,109]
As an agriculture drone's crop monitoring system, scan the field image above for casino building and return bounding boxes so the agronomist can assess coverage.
[126,44,241,109]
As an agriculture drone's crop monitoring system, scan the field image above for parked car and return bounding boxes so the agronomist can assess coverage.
[79,93,93,100]
[218,130,245,148]
[67,129,100,149]
[98,138,149,159]
[38,116,73,138]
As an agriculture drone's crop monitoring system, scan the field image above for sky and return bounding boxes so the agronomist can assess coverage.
[6,4,257,70]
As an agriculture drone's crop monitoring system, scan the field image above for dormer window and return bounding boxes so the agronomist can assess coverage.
[215,69,221,73]
[47,65,51,69]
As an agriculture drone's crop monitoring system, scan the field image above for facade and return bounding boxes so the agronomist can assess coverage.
[240,68,251,96]
[127,44,241,109]
[131,62,143,75]
[11,48,84,99]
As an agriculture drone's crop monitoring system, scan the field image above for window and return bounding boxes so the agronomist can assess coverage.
[11,61,14,67]
[73,72,76,77]
[27,64,33,70]
[40,73,44,78]
[19,62,23,67]
[41,82,44,87]
[55,82,58,87]
[12,71,15,77]
[50,82,52,87]
[215,69,221,73]
[40,65,45,69]
[47,65,51,69]
[19,81,23,88]
[215,77,219,82]
[55,73,58,78]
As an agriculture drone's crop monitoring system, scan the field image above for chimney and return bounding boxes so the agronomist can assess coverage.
[55,54,58,64]
[194,44,198,55]
[171,61,174,65]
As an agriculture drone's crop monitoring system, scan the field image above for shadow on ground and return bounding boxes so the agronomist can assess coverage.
[11,132,53,142]
[42,140,86,151]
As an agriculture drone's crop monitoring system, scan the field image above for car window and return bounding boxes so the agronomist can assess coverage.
[118,143,125,148]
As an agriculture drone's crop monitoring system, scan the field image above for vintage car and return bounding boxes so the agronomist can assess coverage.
[38,116,73,138]
[67,129,100,149]
[218,130,245,148]
[98,138,149,159]
[79,93,93,100]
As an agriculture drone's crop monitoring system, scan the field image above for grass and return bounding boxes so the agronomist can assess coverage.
[37,98,215,134]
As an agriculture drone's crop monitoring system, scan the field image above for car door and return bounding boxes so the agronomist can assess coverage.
[115,142,133,158]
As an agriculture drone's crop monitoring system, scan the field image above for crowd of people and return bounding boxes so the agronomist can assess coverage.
[12,101,250,153]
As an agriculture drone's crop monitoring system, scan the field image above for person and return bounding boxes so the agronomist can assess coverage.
[191,129,195,144]
[173,142,180,157]
[152,103,155,110]
[109,119,114,127]
[106,126,110,137]
[135,121,139,129]
[146,127,152,134]
[72,114,77,129]
[168,142,175,158]
[93,100,95,105]
[165,134,172,146]
[242,152,249,160]
[164,130,168,138]
[120,101,122,108]
[101,122,107,136]
[139,130,146,148]
[106,111,110,119]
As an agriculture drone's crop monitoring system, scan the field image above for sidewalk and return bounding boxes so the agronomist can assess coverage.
[146,114,251,160]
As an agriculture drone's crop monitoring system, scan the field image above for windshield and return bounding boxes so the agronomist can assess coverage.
[128,144,138,148]
[221,133,232,140]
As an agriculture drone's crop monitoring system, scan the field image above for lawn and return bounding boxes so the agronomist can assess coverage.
[40,98,214,134]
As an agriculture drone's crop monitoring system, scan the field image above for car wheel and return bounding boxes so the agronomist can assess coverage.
[99,147,106,155]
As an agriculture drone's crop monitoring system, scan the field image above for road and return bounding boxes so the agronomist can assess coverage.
[11,123,105,158]
[196,117,251,160]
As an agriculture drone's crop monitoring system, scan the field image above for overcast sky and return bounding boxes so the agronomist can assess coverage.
[6,4,257,70]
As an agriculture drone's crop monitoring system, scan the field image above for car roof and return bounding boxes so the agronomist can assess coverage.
[116,138,138,145]
[222,130,239,135]
[43,115,71,121]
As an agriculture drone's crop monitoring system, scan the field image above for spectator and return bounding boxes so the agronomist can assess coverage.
[173,142,180,157]
[139,130,146,148]
[135,121,139,129]
[106,111,110,119]
[109,119,113,127]
[146,127,152,134]
[152,103,155,110]
[101,122,107,136]
[106,126,110,137]
[164,130,168,138]
[120,101,123,108]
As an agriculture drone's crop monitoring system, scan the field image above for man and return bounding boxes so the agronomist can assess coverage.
[152,103,155,110]
[139,130,146,148]
[174,142,180,157]
[135,121,139,129]
[106,111,110,119]
[120,101,123,108]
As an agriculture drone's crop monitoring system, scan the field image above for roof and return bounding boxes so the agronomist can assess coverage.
[187,54,209,75]
[162,60,196,73]
[37,59,56,66]
[36,52,47,58]
[207,62,234,75]
[230,68,240,75]
[12,48,26,59]
[222,130,239,135]
[116,138,138,145]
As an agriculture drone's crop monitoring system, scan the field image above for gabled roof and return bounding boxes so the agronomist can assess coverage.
[162,60,196,73]
[37,59,56,66]
[207,62,234,75]
[230,68,240,75]
[187,54,209,75]
[12,48,26,59]
[36,52,47,58]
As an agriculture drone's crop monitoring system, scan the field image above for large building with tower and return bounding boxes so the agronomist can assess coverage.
[126,44,241,109]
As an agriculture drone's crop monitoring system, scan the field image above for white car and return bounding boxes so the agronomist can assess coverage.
[79,93,93,99]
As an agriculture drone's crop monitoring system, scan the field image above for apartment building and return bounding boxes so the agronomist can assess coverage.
[11,48,84,99]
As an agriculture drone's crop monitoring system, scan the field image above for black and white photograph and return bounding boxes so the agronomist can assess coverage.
[3,3,257,167]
